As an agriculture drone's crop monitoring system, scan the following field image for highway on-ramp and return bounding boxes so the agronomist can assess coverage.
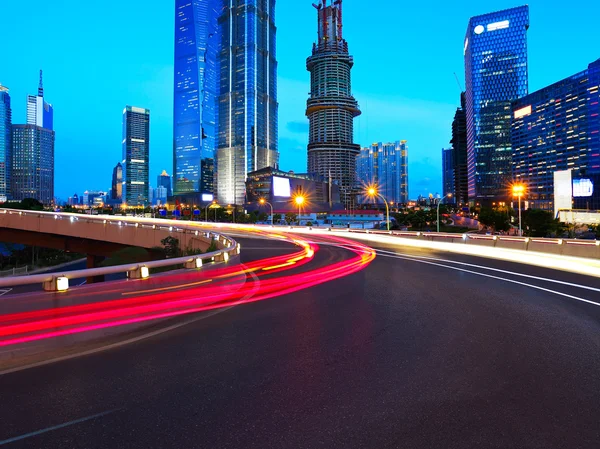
[1,229,600,448]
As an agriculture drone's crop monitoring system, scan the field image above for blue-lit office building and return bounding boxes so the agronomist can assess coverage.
[122,106,150,206]
[0,85,11,202]
[464,6,529,204]
[512,59,600,212]
[173,0,219,201]
[442,147,454,200]
[357,141,409,205]
[217,0,279,205]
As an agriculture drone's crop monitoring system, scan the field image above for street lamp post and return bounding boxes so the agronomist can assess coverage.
[437,194,453,233]
[367,187,390,231]
[512,184,525,236]
[259,199,274,225]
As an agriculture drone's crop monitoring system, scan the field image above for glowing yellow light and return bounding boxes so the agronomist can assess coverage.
[56,276,69,292]
[512,184,526,196]
[140,266,150,279]
[295,195,305,206]
[259,198,266,205]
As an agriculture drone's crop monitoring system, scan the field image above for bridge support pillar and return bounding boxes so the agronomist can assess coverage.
[86,255,105,284]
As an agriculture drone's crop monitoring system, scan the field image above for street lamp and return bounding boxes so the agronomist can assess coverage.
[294,195,305,225]
[437,193,453,233]
[366,186,390,231]
[259,198,274,225]
[512,184,526,237]
[205,200,218,222]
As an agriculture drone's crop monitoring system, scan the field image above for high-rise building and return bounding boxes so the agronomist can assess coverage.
[442,147,454,200]
[11,125,55,204]
[451,92,468,206]
[512,59,600,212]
[464,6,529,204]
[216,0,279,205]
[157,170,172,198]
[306,0,361,210]
[111,162,123,201]
[0,84,11,202]
[357,141,409,205]
[122,106,150,206]
[173,0,219,200]
[26,70,53,130]
[83,190,105,206]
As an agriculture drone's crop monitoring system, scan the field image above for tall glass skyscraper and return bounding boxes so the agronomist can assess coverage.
[157,169,173,198]
[216,0,279,205]
[0,85,11,202]
[512,59,600,212]
[27,71,53,131]
[111,162,123,201]
[451,92,468,206]
[464,6,529,203]
[11,125,55,204]
[306,0,361,210]
[122,106,150,206]
[442,147,454,200]
[357,141,409,205]
[173,0,220,200]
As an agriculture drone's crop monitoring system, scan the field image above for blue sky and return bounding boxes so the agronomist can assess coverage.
[1,0,599,200]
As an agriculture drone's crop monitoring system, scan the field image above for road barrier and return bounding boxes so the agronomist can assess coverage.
[0,210,239,291]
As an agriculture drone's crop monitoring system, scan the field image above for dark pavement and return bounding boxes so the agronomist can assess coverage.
[1,235,600,448]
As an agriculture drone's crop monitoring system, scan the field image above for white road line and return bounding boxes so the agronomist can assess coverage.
[0,264,261,377]
[376,252,600,307]
[0,409,118,446]
[0,289,12,297]
[373,248,600,294]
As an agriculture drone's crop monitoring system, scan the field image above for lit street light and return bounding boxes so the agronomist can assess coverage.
[259,198,274,225]
[512,184,526,237]
[366,186,390,231]
[294,195,305,225]
[437,193,453,233]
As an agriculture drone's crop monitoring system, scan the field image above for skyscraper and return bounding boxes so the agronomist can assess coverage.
[358,141,409,205]
[11,125,55,204]
[173,0,219,201]
[27,71,53,131]
[216,0,279,205]
[0,85,11,202]
[306,0,361,209]
[451,92,468,206]
[511,59,600,212]
[157,169,172,198]
[111,162,123,201]
[464,6,529,204]
[122,106,150,206]
[442,147,454,200]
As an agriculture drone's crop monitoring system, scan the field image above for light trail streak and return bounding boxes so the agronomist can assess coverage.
[0,234,374,348]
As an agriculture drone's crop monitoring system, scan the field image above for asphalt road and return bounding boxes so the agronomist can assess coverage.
[1,234,600,448]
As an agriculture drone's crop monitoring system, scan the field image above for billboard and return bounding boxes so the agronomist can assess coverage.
[572,178,594,198]
[273,176,291,198]
[202,193,214,202]
[553,170,573,218]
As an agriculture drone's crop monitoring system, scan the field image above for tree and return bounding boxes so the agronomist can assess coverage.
[285,212,297,225]
[478,207,510,232]
[522,209,560,237]
[161,236,181,258]
[273,213,282,223]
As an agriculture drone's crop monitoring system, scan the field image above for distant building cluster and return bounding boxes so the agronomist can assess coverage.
[444,5,600,221]
[0,71,55,205]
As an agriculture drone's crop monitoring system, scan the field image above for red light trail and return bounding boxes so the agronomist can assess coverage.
[0,232,375,348]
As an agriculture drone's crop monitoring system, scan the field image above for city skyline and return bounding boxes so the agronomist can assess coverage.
[1,0,600,200]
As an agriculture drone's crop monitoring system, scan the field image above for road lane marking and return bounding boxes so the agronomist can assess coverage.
[376,252,600,307]
[0,409,118,446]
[373,248,600,294]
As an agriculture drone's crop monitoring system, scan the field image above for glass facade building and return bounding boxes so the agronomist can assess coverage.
[216,0,279,205]
[173,0,219,199]
[451,92,468,205]
[11,125,55,204]
[464,6,529,203]
[157,170,172,198]
[26,71,53,131]
[306,0,360,210]
[122,106,150,206]
[357,141,409,205]
[111,162,123,201]
[0,85,11,202]
[512,59,600,212]
[442,147,454,200]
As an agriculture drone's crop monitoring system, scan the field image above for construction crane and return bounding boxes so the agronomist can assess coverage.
[453,72,464,93]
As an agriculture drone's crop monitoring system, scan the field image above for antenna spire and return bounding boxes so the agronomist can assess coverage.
[38,70,44,97]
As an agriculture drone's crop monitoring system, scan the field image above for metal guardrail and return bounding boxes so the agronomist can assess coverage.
[0,209,240,291]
